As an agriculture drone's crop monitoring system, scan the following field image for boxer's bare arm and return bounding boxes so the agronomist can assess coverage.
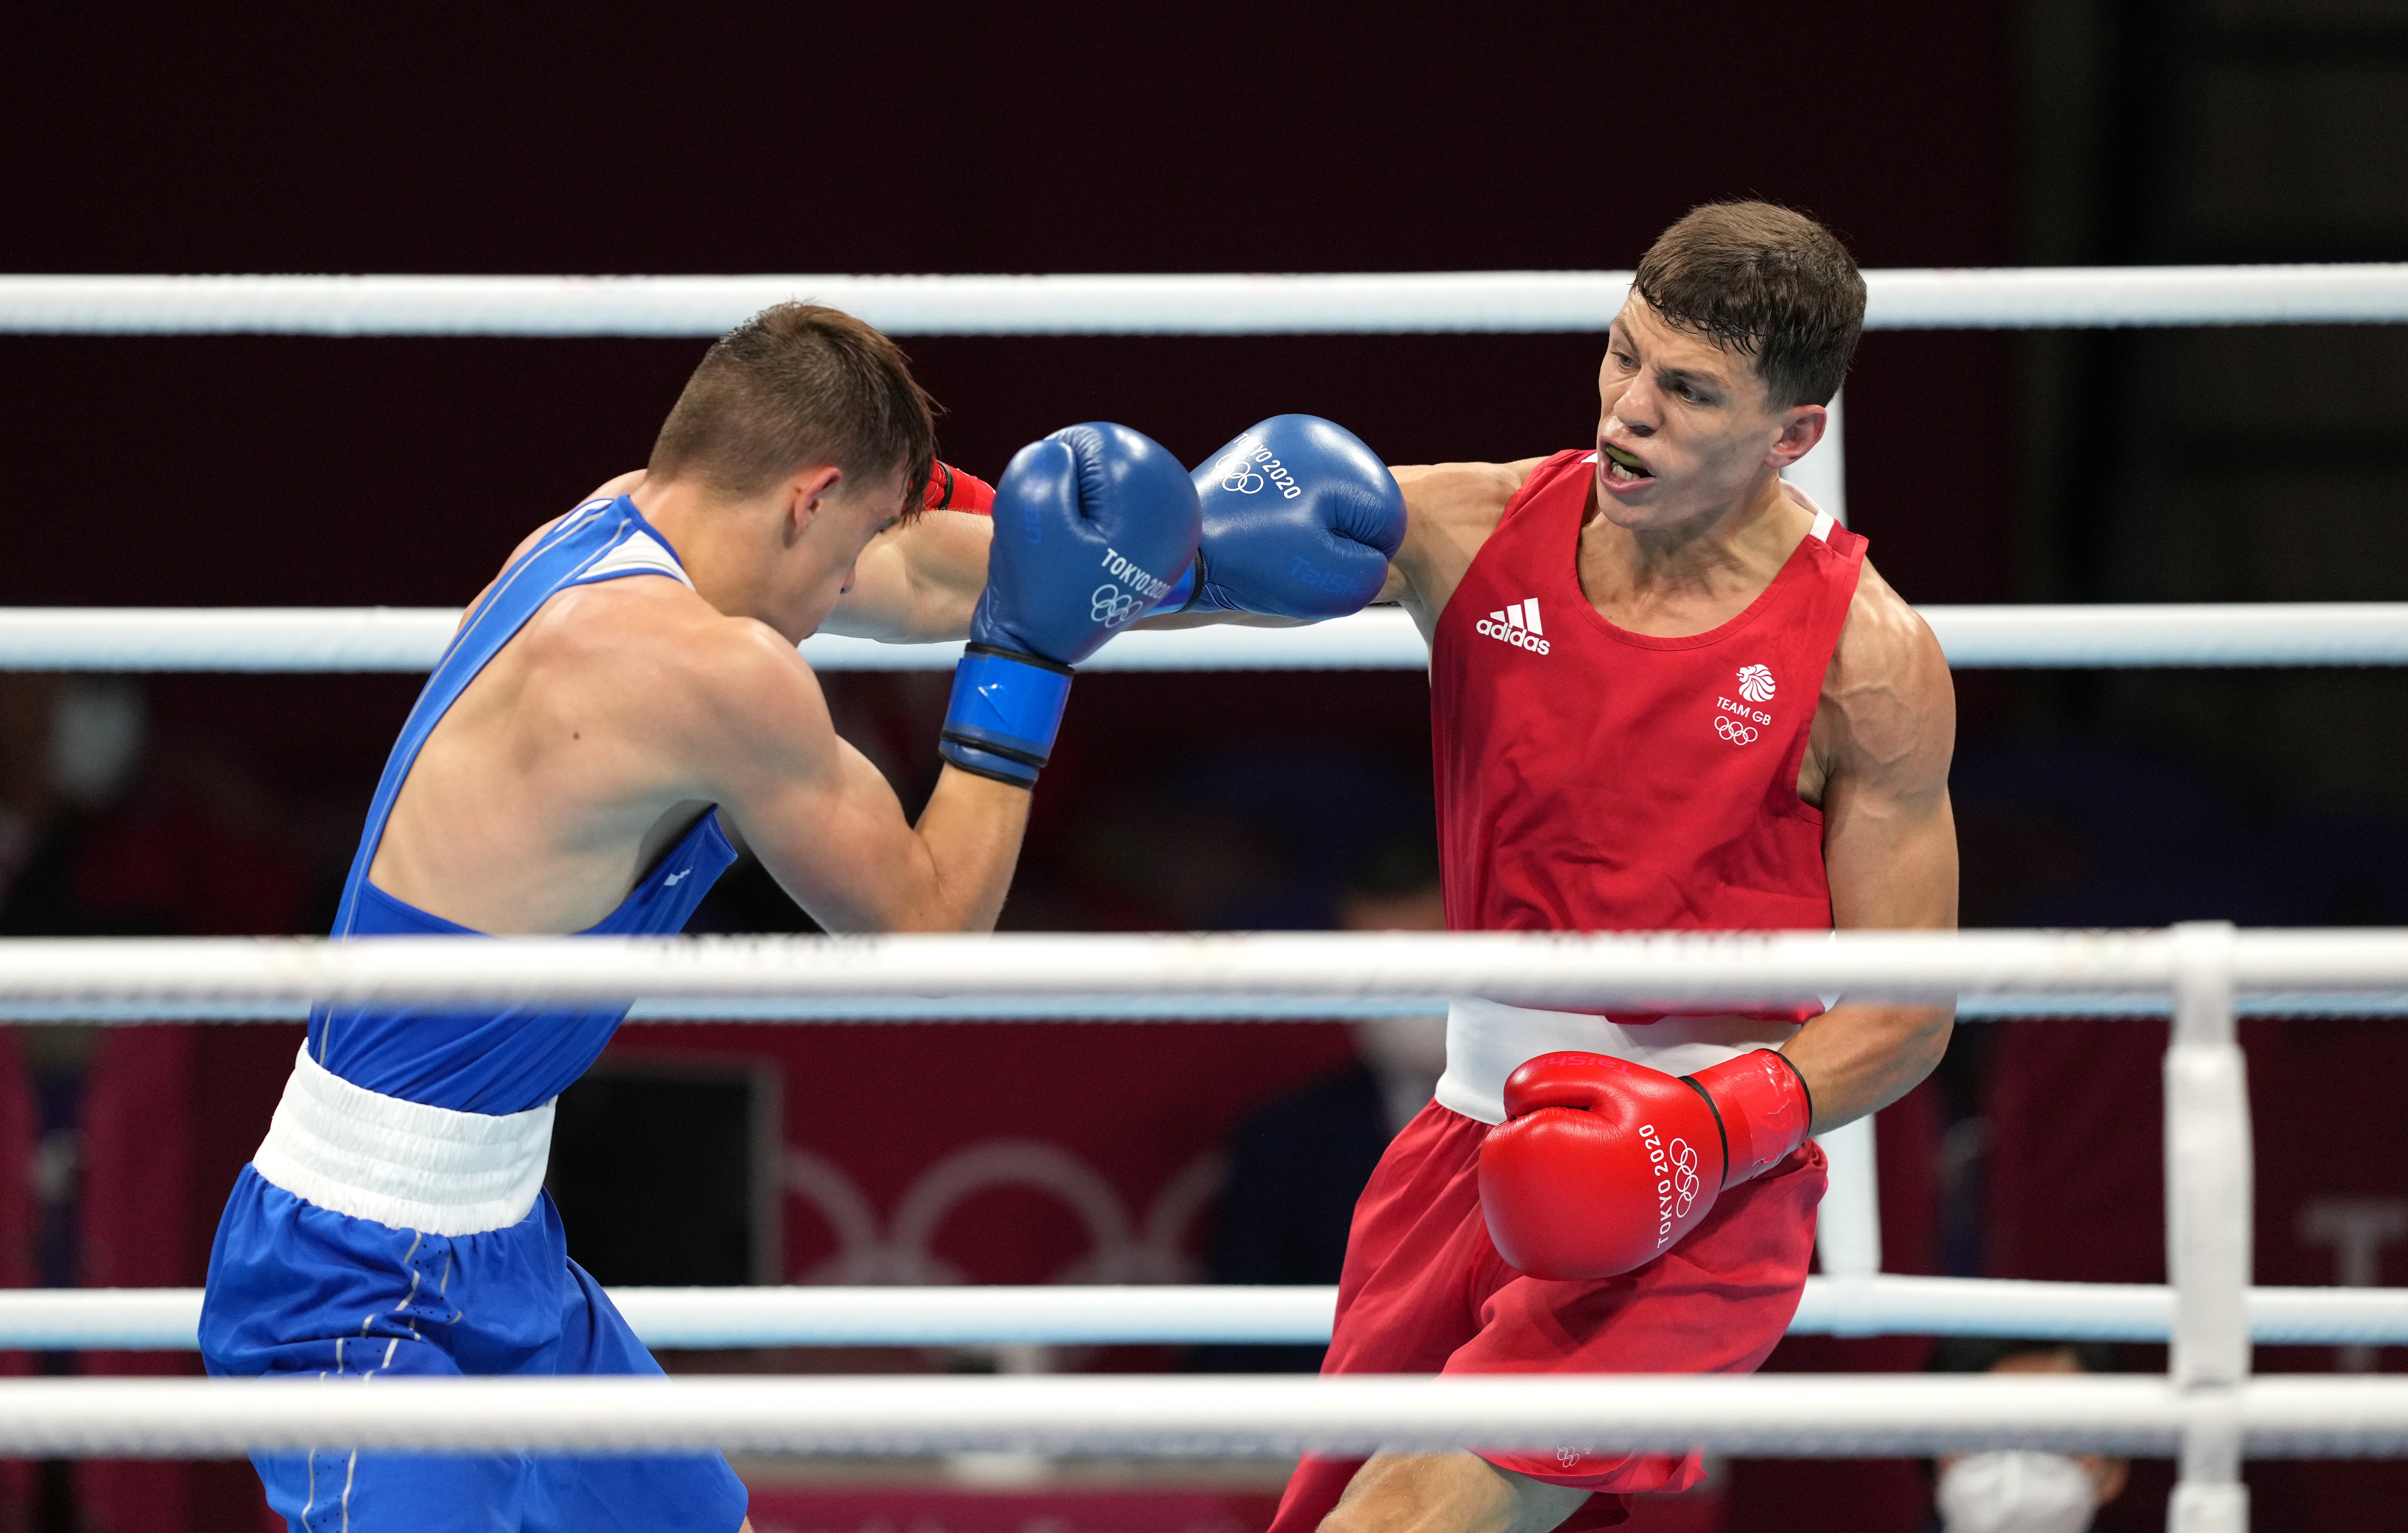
[1374,460,1548,637]
[683,450,1558,648]
[696,619,1029,933]
[776,457,1568,646]
[819,509,994,641]
[1780,561,1959,1130]
[1322,1449,1587,1533]
[375,575,1027,938]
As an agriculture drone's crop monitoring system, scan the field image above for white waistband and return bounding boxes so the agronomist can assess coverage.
[1434,998,1800,1125]
[251,1045,555,1236]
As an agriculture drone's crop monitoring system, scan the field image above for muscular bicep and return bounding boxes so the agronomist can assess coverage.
[822,509,993,642]
[1819,591,1958,932]
[696,637,941,930]
[1779,584,1957,1129]
[726,730,940,931]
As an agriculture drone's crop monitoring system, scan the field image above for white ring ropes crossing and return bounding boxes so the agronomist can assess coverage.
[18,263,2406,1508]
[0,917,2377,1497]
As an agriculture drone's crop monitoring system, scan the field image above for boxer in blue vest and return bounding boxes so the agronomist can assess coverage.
[200,303,1201,1533]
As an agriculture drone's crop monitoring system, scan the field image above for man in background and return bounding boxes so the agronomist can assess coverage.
[1927,1339,2128,1533]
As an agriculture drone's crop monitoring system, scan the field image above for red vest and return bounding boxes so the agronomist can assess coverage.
[1432,450,1865,1003]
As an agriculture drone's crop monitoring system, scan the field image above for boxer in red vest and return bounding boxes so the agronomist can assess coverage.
[1270,201,1960,1533]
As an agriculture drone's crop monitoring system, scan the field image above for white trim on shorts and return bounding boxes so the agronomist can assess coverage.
[251,1045,555,1235]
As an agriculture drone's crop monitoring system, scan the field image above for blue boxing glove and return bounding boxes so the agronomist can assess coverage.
[1153,415,1406,619]
[940,422,1200,787]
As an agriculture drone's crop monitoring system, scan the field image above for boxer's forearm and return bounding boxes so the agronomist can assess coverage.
[1781,1001,1953,1132]
[752,756,1029,935]
[901,765,1033,932]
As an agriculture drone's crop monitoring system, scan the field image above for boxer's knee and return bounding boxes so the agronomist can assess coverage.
[1319,1451,1588,1533]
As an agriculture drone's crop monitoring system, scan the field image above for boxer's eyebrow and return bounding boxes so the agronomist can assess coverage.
[1656,364,1723,402]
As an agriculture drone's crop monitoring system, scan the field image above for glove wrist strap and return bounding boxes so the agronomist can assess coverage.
[939,644,1073,789]
[1683,1050,1814,1189]
[1149,552,1213,615]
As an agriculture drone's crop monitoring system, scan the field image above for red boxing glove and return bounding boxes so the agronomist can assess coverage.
[924,460,996,514]
[1479,1048,1813,1280]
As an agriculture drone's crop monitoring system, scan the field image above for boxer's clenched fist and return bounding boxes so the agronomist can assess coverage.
[937,423,1200,786]
[924,459,996,514]
[1480,1048,1813,1279]
[1155,414,1405,620]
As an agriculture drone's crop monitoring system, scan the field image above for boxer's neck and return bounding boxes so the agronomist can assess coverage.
[1577,468,1814,633]
[633,474,852,641]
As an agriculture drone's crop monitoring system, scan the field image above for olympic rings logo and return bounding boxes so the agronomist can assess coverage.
[1669,1138,1702,1216]
[1091,584,1139,627]
[1219,458,1266,495]
[1715,716,1759,746]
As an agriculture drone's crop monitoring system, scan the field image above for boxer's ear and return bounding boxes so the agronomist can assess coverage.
[1767,402,1826,473]
[782,463,846,544]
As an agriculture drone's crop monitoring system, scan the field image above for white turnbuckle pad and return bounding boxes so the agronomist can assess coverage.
[252,1045,555,1236]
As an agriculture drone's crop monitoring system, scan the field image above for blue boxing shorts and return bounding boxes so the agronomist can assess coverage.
[200,1046,749,1533]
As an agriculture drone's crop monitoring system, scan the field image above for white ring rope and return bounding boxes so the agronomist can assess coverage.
[11,1277,2408,1352]
[3,991,2403,1024]
[6,265,2408,336]
[0,927,2389,1011]
[2,603,2407,672]
[0,1373,2396,1459]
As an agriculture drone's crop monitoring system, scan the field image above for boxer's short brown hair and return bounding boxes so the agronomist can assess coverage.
[1631,202,1865,409]
[649,302,936,512]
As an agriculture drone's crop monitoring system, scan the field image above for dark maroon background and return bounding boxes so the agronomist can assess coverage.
[3,2,2020,932]
[0,8,2058,1533]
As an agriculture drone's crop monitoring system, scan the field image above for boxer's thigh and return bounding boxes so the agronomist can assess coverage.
[1454,1141,1825,1376]
[1269,1109,1518,1533]
[1324,1104,1512,1375]
[1449,1142,1827,1492]
[523,1258,751,1533]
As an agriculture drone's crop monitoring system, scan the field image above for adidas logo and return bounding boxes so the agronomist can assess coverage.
[1475,597,1551,655]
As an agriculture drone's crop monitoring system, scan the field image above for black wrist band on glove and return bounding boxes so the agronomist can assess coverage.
[938,747,1041,789]
[1677,1075,1732,1187]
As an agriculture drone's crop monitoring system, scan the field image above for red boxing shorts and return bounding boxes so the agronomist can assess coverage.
[1265,1100,1825,1533]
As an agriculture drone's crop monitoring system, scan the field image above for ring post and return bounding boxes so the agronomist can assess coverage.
[1812,1114,1883,1334]
[2165,921,2249,1533]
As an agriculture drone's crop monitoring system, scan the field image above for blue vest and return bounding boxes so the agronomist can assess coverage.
[309,496,737,1113]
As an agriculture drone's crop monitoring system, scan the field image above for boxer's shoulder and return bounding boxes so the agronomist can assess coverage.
[1386,460,1542,620]
[1813,558,1953,792]
[1829,559,1945,694]
[510,577,834,762]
